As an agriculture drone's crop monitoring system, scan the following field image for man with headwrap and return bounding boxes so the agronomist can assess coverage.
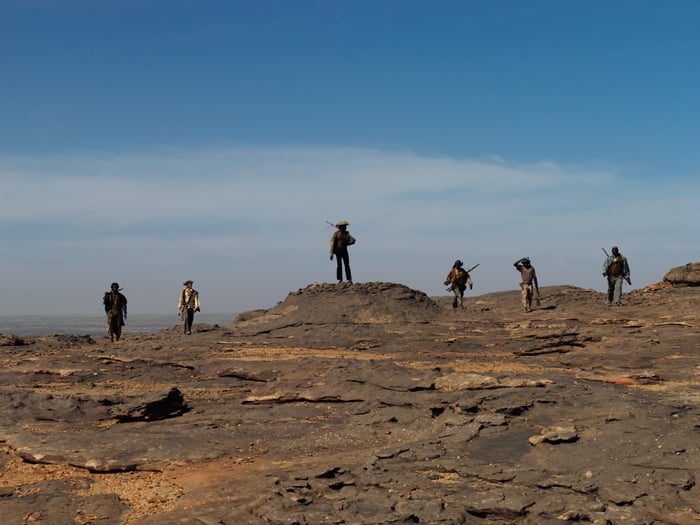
[602,246,631,306]
[444,260,473,309]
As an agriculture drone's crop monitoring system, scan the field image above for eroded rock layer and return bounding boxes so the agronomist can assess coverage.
[0,282,698,524]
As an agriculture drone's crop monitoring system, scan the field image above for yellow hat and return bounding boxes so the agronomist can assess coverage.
[335,220,349,227]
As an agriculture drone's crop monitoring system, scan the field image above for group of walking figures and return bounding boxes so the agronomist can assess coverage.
[443,257,544,312]
[102,220,360,343]
[101,218,632,341]
[331,221,632,314]
[102,280,201,342]
[99,218,359,344]
[445,246,631,312]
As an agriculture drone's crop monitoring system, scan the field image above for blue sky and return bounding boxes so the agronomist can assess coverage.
[1,0,698,315]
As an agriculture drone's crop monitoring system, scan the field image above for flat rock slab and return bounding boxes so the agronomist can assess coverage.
[0,283,699,524]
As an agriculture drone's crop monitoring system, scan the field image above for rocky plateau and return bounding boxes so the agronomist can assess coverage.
[0,264,699,524]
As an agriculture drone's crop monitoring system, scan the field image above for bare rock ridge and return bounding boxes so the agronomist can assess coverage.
[230,261,700,335]
[231,281,441,332]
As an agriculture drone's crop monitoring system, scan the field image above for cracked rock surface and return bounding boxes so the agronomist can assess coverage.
[0,282,699,524]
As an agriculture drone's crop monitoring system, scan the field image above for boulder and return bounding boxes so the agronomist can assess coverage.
[0,334,27,346]
[663,262,700,287]
[112,387,189,422]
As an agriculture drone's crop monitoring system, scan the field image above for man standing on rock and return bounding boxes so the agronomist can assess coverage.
[330,220,355,284]
[178,280,200,335]
[444,260,473,309]
[103,282,127,342]
[602,246,631,306]
[514,257,540,312]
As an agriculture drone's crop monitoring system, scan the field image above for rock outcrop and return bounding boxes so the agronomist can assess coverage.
[230,281,441,334]
[663,261,700,286]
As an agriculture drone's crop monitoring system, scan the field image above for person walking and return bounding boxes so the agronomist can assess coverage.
[178,280,200,335]
[513,257,540,312]
[602,246,631,306]
[329,220,356,284]
[444,260,473,309]
[103,282,127,342]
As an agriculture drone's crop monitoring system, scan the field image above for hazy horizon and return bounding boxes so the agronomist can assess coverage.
[0,275,674,317]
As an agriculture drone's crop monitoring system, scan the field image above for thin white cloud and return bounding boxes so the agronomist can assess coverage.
[0,147,613,223]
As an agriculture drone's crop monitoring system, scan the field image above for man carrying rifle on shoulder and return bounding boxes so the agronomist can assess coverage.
[602,246,631,306]
[444,260,476,309]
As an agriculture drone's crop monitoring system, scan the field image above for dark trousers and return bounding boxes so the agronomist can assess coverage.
[106,312,123,341]
[183,308,195,334]
[335,247,352,281]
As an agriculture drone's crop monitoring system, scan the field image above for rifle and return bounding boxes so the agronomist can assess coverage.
[601,247,609,278]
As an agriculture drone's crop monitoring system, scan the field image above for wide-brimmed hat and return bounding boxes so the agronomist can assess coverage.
[335,220,349,227]
[183,280,194,286]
